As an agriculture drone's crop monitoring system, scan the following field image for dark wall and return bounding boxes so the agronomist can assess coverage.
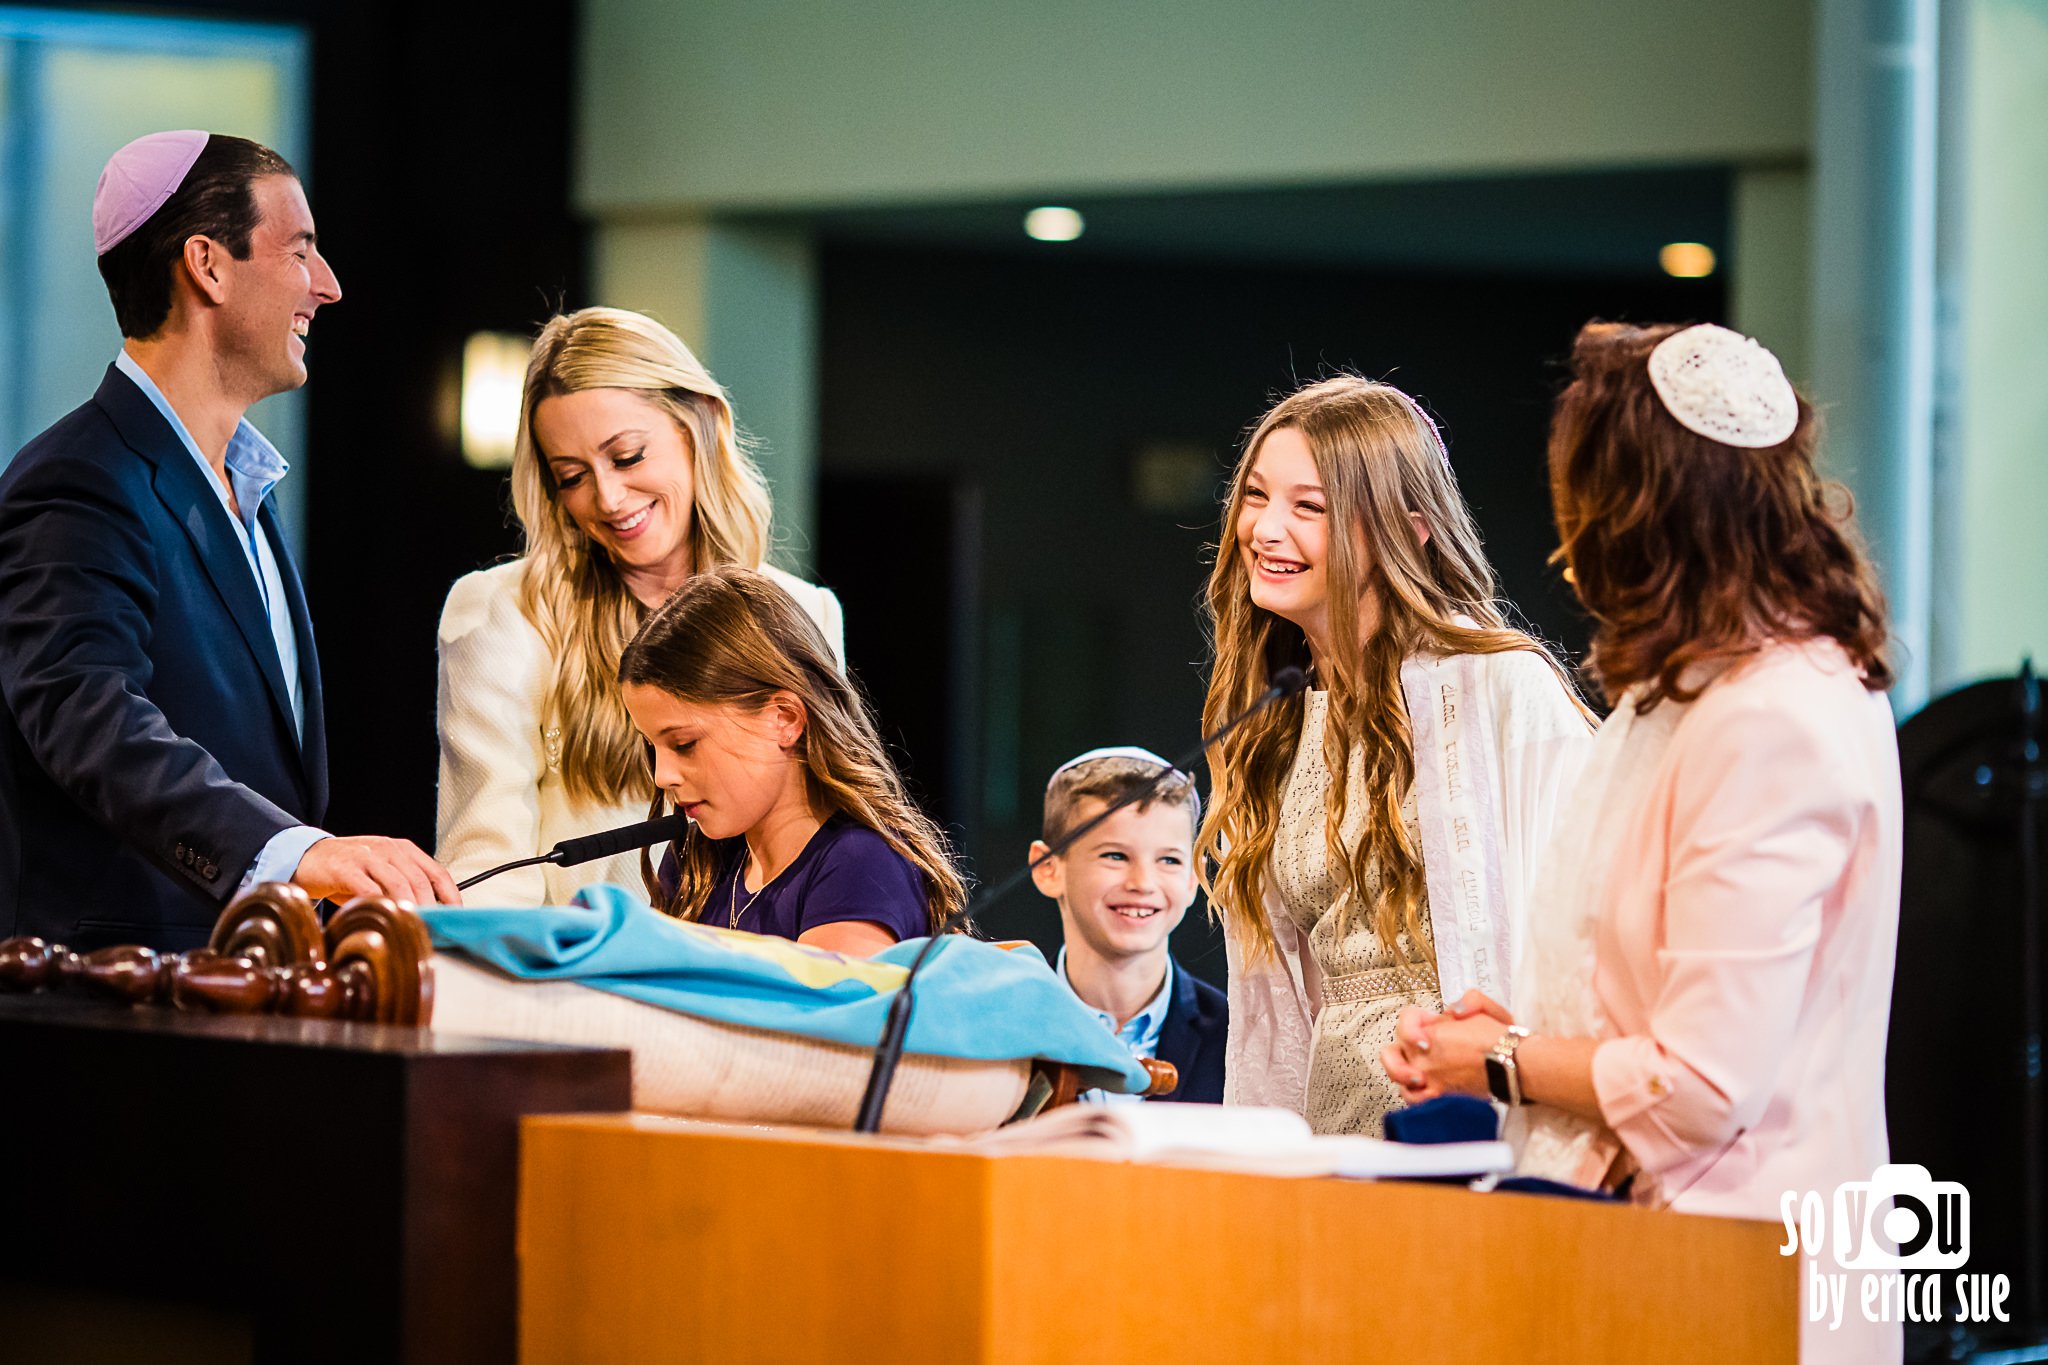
[816,243,1724,976]
[65,0,588,845]
[291,0,585,845]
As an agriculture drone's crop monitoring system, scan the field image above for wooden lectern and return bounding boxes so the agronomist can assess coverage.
[0,995,630,1364]
[520,1115,1796,1364]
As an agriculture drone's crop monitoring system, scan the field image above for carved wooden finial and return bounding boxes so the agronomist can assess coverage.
[211,881,324,969]
[0,885,435,1027]
[326,897,435,1027]
[1138,1056,1180,1098]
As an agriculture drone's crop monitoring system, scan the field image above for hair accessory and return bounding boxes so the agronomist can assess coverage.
[1388,388,1453,472]
[1048,745,1200,822]
[1646,324,1799,449]
[93,130,210,256]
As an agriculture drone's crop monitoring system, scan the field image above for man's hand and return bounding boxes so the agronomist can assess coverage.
[291,836,462,906]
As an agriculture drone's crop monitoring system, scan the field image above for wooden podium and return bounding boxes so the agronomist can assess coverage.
[520,1115,1796,1364]
[0,994,630,1364]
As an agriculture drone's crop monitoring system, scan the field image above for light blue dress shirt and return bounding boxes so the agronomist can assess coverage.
[114,351,329,886]
[1058,946,1173,1106]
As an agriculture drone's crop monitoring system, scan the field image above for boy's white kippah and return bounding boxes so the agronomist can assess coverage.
[1048,746,1200,822]
[1646,324,1799,449]
[1048,745,1175,784]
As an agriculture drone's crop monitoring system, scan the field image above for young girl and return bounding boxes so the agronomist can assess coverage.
[618,564,961,957]
[1197,375,1592,1135]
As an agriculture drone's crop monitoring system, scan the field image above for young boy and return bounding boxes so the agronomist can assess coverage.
[1029,747,1227,1104]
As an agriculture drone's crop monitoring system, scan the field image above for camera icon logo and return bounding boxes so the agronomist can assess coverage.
[1831,1163,1969,1271]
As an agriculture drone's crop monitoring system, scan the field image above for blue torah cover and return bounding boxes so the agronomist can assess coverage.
[417,884,1149,1094]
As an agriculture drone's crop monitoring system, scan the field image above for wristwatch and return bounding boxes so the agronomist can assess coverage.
[1485,1025,1531,1106]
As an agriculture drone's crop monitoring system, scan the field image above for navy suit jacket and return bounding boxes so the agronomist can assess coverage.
[1153,955,1227,1104]
[0,366,327,951]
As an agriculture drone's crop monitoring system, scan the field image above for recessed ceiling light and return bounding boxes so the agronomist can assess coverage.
[1659,242,1717,278]
[1024,206,1084,242]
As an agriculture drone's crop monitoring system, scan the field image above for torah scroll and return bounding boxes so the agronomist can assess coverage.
[434,956,1029,1136]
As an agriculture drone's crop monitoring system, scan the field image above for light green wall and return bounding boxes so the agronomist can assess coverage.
[579,0,1813,214]
[1946,0,2048,688]
[1730,167,1814,386]
[592,220,819,574]
[591,220,709,355]
[0,15,308,552]
[581,0,1821,563]
[578,0,2048,707]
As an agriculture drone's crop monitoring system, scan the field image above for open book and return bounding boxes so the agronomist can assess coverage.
[968,1103,1514,1180]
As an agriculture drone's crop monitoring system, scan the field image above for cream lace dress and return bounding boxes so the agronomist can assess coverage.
[1272,689,1442,1136]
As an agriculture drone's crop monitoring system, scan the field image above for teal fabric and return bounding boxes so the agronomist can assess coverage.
[418,884,1150,1094]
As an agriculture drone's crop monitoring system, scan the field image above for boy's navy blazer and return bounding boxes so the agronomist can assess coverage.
[1154,955,1228,1104]
[0,365,326,950]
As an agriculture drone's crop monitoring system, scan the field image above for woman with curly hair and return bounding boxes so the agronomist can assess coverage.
[1382,323,1900,1364]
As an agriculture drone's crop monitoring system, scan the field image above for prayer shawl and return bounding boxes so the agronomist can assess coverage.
[1223,646,1592,1112]
[1505,686,1681,1184]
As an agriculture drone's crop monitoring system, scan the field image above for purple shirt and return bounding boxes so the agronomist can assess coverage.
[658,815,931,944]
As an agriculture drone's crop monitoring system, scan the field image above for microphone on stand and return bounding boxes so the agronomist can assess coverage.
[455,812,692,892]
[851,665,1309,1134]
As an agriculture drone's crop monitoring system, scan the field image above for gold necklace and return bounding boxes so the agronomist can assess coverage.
[729,861,767,930]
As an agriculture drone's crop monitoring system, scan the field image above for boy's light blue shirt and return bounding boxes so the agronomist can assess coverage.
[1057,945,1172,1107]
[114,350,329,886]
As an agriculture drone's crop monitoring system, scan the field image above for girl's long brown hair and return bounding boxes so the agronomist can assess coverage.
[1196,376,1584,964]
[619,565,964,934]
[1548,322,1891,708]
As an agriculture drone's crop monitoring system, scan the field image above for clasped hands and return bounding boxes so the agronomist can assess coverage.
[1379,988,1517,1103]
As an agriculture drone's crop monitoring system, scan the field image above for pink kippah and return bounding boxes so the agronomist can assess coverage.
[93,130,209,256]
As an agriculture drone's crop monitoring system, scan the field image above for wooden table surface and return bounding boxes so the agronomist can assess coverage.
[521,1113,1795,1365]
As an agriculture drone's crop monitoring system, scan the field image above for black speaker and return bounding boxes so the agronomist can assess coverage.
[1893,668,2048,1356]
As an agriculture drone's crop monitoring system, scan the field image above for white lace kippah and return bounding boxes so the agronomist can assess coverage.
[1646,324,1799,449]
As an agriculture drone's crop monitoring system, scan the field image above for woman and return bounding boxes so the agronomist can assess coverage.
[1381,323,1899,1365]
[1197,375,1591,1135]
[438,308,843,905]
[620,564,963,955]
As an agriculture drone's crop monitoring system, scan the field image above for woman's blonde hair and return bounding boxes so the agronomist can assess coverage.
[510,307,775,808]
[619,565,966,934]
[1195,375,1584,964]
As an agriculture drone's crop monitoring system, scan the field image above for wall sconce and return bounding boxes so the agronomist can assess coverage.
[1024,206,1084,242]
[1658,242,1717,279]
[461,331,531,469]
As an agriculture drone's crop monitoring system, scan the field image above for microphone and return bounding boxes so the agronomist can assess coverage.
[851,664,1309,1133]
[455,812,692,892]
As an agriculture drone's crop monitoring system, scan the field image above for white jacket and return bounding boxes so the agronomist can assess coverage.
[435,559,845,906]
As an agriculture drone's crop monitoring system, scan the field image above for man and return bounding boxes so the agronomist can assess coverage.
[0,130,456,951]
[1029,747,1227,1104]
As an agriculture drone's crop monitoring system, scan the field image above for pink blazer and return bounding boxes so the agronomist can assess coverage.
[1589,640,1901,1221]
